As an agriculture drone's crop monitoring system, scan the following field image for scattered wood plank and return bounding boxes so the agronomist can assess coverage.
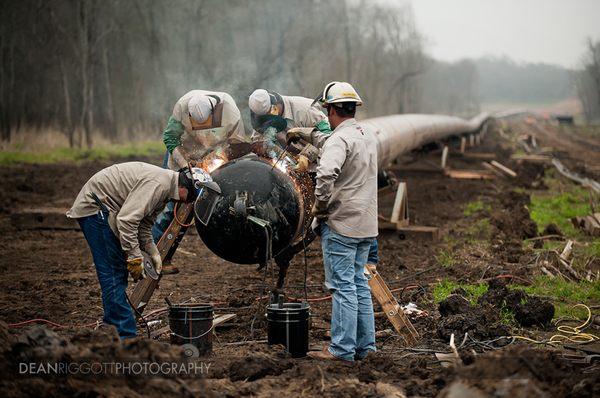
[213,314,237,327]
[397,225,440,241]
[440,146,449,169]
[11,208,79,230]
[365,264,419,345]
[150,325,171,339]
[490,160,517,178]
[482,162,507,178]
[390,182,408,225]
[460,136,466,153]
[511,154,552,163]
[459,152,496,160]
[444,169,495,180]
[572,214,600,236]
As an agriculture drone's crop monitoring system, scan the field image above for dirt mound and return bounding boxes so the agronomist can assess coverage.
[0,325,198,398]
[440,346,599,398]
[513,161,546,189]
[438,294,471,317]
[228,350,293,381]
[437,280,554,340]
[490,191,538,241]
[478,279,554,327]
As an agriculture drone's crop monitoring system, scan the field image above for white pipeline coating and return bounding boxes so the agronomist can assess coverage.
[360,113,489,167]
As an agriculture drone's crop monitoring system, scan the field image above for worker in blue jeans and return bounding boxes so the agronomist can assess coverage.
[78,211,138,338]
[289,82,378,362]
[68,162,215,339]
[321,224,376,360]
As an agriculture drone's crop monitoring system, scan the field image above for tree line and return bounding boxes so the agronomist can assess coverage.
[0,0,481,148]
[575,39,600,122]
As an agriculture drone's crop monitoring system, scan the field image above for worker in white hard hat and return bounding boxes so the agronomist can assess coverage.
[248,89,331,170]
[153,90,246,247]
[288,82,378,362]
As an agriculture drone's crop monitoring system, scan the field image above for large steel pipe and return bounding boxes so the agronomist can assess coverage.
[361,113,489,167]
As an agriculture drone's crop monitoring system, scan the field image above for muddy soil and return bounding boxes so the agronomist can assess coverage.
[0,121,598,397]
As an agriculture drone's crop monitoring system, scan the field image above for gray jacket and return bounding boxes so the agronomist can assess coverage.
[314,119,378,238]
[67,162,180,259]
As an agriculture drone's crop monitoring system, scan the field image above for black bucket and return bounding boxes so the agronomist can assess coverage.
[168,303,214,356]
[266,302,310,358]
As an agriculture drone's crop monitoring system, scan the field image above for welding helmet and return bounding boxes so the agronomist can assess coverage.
[180,167,222,225]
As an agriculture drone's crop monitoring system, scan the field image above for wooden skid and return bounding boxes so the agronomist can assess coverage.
[397,225,440,240]
[572,214,600,237]
[11,208,79,230]
[365,264,419,345]
[444,169,495,180]
[129,203,195,318]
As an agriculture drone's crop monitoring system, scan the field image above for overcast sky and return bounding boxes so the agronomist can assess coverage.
[406,0,600,68]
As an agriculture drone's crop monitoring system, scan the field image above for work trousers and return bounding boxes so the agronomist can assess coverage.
[321,223,376,361]
[78,212,137,339]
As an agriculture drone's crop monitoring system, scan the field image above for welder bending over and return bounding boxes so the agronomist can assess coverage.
[153,89,246,244]
[249,89,332,170]
[67,162,213,339]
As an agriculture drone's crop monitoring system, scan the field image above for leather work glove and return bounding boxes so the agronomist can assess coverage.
[295,155,309,172]
[286,127,313,145]
[126,258,145,281]
[311,199,329,221]
[143,242,163,274]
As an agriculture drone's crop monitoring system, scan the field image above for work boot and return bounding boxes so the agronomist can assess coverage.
[161,263,180,275]
[355,350,375,361]
[308,345,352,365]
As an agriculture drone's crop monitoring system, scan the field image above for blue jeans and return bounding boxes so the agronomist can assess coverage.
[151,201,174,243]
[321,223,376,361]
[367,239,379,264]
[78,213,137,339]
[152,149,174,242]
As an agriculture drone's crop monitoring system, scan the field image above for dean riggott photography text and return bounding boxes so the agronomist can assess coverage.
[16,360,212,378]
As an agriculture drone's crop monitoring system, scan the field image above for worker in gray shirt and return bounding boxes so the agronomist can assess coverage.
[288,82,378,362]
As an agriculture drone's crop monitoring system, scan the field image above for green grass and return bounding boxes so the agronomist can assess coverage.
[433,279,489,304]
[463,198,491,217]
[0,141,164,165]
[436,250,457,268]
[529,185,591,237]
[466,218,492,241]
[512,276,600,319]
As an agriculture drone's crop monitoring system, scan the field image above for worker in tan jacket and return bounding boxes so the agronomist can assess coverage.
[153,90,246,243]
[67,162,217,338]
[288,82,378,362]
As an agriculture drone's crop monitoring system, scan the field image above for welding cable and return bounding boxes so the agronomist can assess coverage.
[302,238,309,302]
[549,304,599,344]
[7,319,99,329]
[173,202,195,227]
[511,304,598,346]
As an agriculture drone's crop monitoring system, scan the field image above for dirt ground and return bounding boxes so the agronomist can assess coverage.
[0,119,598,397]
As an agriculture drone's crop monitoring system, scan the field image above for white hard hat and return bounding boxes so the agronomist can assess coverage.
[320,81,363,106]
[188,94,216,123]
[248,89,272,115]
